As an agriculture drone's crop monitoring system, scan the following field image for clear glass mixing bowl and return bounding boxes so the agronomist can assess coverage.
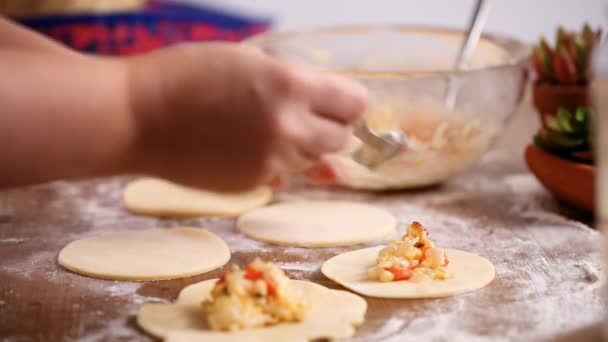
[247,26,529,190]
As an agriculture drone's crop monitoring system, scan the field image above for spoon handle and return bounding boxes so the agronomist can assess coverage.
[354,123,389,150]
[445,0,491,108]
[455,0,491,69]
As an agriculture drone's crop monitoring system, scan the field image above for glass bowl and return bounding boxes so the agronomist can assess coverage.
[246,26,529,190]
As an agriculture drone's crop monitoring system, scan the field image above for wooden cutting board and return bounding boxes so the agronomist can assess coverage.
[0,149,601,341]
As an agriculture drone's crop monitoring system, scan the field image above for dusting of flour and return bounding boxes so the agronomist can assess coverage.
[0,153,603,342]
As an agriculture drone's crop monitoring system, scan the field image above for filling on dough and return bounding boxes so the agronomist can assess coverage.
[368,221,452,282]
[201,258,308,331]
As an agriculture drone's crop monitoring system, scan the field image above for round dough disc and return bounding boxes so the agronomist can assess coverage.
[236,200,396,247]
[137,279,367,341]
[322,246,495,298]
[123,178,272,217]
[58,227,230,281]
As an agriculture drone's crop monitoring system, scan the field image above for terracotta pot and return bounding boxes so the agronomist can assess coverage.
[532,83,589,127]
[525,144,594,212]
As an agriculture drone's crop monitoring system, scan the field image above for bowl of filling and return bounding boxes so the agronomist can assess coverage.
[247,26,529,190]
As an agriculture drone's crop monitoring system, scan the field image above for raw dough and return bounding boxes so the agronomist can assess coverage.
[123,178,272,217]
[58,228,230,281]
[137,279,367,341]
[322,246,495,298]
[237,200,396,247]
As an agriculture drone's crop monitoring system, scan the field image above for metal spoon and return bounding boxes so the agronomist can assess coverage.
[445,0,491,108]
[352,0,490,169]
[353,123,406,169]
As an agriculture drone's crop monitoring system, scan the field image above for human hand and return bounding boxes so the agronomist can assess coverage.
[128,42,368,192]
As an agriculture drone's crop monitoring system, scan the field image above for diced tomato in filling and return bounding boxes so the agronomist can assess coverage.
[304,162,337,184]
[217,269,231,284]
[244,265,264,281]
[419,246,430,262]
[444,255,450,266]
[388,266,413,281]
[266,280,278,297]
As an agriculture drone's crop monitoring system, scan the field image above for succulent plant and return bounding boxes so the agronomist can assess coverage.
[532,23,602,85]
[534,107,593,163]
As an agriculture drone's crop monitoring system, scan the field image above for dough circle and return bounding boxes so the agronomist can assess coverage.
[137,279,367,342]
[58,228,230,281]
[322,246,495,298]
[123,178,272,217]
[236,200,396,247]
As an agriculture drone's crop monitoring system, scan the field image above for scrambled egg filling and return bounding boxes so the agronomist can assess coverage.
[201,258,308,331]
[368,221,452,282]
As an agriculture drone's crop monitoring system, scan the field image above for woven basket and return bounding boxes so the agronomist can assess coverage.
[0,0,145,17]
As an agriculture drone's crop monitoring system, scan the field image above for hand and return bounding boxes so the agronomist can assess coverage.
[128,42,368,192]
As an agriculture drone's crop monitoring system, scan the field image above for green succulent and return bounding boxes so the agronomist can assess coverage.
[532,23,602,85]
[534,107,593,163]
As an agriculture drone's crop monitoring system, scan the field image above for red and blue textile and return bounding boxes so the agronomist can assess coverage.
[16,1,271,55]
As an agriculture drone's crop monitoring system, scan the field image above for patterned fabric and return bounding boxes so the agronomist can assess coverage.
[16,0,271,55]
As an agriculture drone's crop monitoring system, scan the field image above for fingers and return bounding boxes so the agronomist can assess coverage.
[264,58,368,173]
[299,112,353,157]
[279,105,353,160]
[270,58,368,124]
[307,72,369,124]
[280,144,316,173]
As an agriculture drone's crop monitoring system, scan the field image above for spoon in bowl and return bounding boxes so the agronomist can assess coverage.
[352,0,490,169]
[352,123,406,169]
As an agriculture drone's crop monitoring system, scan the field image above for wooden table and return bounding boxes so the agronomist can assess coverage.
[0,107,604,341]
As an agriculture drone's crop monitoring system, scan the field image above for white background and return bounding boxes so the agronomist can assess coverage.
[184,0,606,43]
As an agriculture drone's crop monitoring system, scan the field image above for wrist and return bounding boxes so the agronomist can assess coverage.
[123,50,175,176]
[89,56,142,177]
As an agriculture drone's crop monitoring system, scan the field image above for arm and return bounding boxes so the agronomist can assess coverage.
[0,18,136,187]
[0,16,71,52]
[0,19,368,191]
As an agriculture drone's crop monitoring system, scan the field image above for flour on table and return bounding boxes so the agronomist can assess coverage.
[104,283,141,297]
[0,238,28,244]
[1,152,603,342]
[275,261,319,272]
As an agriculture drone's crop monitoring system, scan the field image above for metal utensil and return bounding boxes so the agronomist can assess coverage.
[352,0,490,169]
[445,0,491,108]
[353,123,406,169]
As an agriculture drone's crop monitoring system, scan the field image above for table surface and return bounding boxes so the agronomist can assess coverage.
[0,107,604,342]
